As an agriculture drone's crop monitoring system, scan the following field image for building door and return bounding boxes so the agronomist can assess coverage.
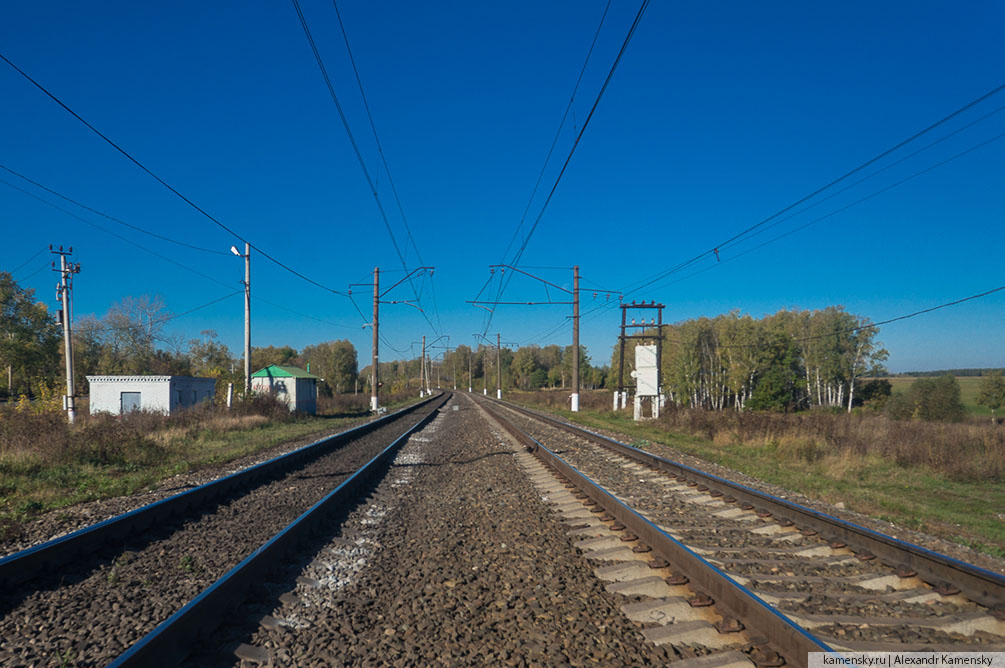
[120,392,142,413]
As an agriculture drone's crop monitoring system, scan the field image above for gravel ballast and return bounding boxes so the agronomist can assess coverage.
[201,393,676,667]
[0,401,438,667]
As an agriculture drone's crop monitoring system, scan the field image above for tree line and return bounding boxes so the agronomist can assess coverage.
[358,343,608,395]
[0,272,360,399]
[610,307,889,412]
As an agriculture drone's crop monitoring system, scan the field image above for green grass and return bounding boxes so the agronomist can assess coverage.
[512,400,1005,558]
[887,376,992,416]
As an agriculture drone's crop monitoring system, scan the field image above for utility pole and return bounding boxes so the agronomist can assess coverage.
[230,244,251,395]
[371,267,379,412]
[348,265,433,412]
[468,349,472,392]
[496,332,502,399]
[51,246,80,424]
[421,335,426,397]
[571,265,580,412]
[468,264,612,412]
[450,347,456,390]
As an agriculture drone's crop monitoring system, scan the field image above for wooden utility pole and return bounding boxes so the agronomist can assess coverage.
[468,348,473,392]
[371,267,379,412]
[496,333,502,399]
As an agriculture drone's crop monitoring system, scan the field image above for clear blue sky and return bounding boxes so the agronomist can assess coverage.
[2,1,1003,373]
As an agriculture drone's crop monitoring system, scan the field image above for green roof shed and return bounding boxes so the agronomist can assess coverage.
[251,365,318,413]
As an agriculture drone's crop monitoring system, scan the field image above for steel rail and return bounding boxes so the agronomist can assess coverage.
[0,395,439,588]
[109,391,450,668]
[495,399,1005,610]
[477,398,831,668]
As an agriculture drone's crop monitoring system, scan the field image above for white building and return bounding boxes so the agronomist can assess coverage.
[251,365,318,414]
[87,376,216,415]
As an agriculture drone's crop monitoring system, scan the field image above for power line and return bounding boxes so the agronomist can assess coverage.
[287,3,408,279]
[507,0,650,271]
[79,291,242,334]
[620,83,1005,297]
[712,285,1005,349]
[9,248,45,274]
[0,164,230,255]
[484,0,649,337]
[715,103,1005,257]
[498,0,612,266]
[637,128,1005,298]
[253,295,358,331]
[289,0,442,337]
[0,175,235,291]
[15,262,50,282]
[331,0,424,268]
[0,50,348,297]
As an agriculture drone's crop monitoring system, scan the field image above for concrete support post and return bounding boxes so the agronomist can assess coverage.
[58,253,76,424]
[496,333,502,399]
[371,267,379,413]
[243,243,251,396]
[571,265,580,412]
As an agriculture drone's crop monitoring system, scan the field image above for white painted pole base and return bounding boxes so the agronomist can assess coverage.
[370,397,378,412]
[496,389,501,399]
[227,383,234,408]
[571,392,580,412]
[483,388,487,395]
[468,387,472,393]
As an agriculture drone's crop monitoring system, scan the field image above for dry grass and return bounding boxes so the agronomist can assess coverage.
[511,390,1005,483]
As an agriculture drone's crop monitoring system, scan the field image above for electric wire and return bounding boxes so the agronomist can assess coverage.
[8,248,45,274]
[506,0,650,271]
[714,103,1005,256]
[0,176,235,291]
[3,174,362,334]
[591,127,1005,312]
[289,0,442,336]
[331,0,424,268]
[78,291,243,335]
[15,262,49,282]
[0,50,348,297]
[253,295,358,331]
[483,0,649,337]
[706,285,1005,349]
[498,0,613,266]
[619,83,1005,298]
[0,164,230,255]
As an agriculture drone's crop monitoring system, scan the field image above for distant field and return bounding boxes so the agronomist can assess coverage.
[886,376,990,416]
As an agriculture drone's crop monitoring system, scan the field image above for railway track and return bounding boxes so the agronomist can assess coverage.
[475,396,1005,667]
[0,393,447,668]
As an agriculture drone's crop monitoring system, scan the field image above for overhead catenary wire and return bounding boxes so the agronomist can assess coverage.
[618,83,1005,299]
[289,0,442,337]
[0,164,230,255]
[483,0,649,337]
[497,1,613,266]
[688,285,1005,349]
[331,0,424,269]
[553,99,1005,342]
[505,0,650,271]
[0,50,349,297]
